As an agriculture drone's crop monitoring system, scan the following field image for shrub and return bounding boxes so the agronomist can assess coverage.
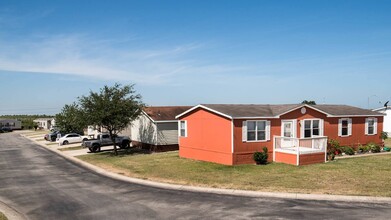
[358,145,370,153]
[381,131,388,141]
[327,152,335,161]
[253,147,268,165]
[367,143,381,153]
[342,146,355,155]
[328,139,342,155]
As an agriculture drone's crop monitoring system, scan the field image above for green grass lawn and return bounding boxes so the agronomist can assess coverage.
[0,212,8,220]
[77,150,391,197]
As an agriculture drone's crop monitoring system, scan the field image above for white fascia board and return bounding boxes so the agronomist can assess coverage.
[155,120,178,123]
[175,105,202,119]
[232,116,279,119]
[175,104,233,120]
[372,107,390,112]
[327,114,385,118]
[231,120,234,153]
[278,104,332,118]
[140,110,156,123]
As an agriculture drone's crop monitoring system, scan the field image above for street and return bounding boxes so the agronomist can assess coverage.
[0,132,390,220]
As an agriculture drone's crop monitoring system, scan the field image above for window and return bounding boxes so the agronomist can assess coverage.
[338,118,352,137]
[365,118,377,135]
[302,119,323,138]
[180,121,187,137]
[244,120,269,142]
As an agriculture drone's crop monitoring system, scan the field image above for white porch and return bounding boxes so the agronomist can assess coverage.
[273,136,328,165]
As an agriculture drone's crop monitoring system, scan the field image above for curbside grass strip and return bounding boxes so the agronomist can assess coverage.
[23,134,391,204]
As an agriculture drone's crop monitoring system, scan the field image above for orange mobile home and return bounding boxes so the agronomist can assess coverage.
[176,104,384,166]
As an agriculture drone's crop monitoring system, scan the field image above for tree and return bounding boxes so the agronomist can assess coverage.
[301,100,317,105]
[79,83,144,155]
[55,103,86,134]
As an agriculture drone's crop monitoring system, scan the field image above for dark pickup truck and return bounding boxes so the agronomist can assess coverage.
[82,133,131,152]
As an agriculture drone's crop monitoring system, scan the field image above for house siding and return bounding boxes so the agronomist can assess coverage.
[233,119,278,163]
[157,122,178,145]
[131,114,157,145]
[299,153,325,165]
[179,108,233,165]
[325,117,383,148]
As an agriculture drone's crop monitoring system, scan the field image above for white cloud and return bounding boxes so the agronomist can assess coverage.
[0,34,236,85]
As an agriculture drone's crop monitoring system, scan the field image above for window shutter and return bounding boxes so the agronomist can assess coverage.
[374,118,378,135]
[348,118,352,136]
[266,120,271,141]
[365,118,369,135]
[292,119,297,138]
[320,119,324,136]
[178,121,181,137]
[184,121,188,137]
[242,121,247,142]
[338,119,342,137]
[300,120,304,138]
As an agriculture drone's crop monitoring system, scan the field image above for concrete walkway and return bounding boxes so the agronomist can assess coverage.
[20,132,391,204]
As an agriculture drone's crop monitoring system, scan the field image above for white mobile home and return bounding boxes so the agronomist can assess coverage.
[373,106,391,135]
[123,106,191,151]
[0,119,22,130]
[33,118,55,130]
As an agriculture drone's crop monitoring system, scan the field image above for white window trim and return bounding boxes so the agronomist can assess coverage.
[179,120,187,137]
[338,118,352,137]
[365,117,377,136]
[242,120,271,142]
[300,118,324,138]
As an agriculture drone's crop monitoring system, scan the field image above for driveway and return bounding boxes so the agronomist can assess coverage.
[0,132,390,220]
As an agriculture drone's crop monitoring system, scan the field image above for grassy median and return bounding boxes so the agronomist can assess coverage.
[77,147,391,197]
[0,212,8,220]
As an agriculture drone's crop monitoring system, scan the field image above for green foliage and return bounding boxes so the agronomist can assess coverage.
[301,100,317,105]
[253,147,268,165]
[381,131,388,141]
[358,145,370,153]
[342,146,355,155]
[328,139,341,155]
[55,103,86,134]
[78,83,144,155]
[0,211,8,220]
[367,142,381,153]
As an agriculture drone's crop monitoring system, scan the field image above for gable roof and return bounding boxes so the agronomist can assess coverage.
[176,104,384,119]
[144,106,192,122]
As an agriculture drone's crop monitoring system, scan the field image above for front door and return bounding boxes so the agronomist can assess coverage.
[282,120,296,138]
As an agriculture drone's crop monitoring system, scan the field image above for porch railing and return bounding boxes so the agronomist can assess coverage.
[274,136,328,152]
[273,136,328,165]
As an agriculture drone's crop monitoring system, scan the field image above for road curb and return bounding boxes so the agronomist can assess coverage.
[24,134,391,204]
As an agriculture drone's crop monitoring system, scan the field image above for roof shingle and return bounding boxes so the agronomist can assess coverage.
[199,104,382,118]
[144,106,192,121]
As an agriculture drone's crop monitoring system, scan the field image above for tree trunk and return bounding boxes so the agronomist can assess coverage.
[109,130,118,155]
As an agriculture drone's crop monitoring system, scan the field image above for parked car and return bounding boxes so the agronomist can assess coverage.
[44,131,64,142]
[0,127,13,132]
[82,133,131,152]
[57,133,89,145]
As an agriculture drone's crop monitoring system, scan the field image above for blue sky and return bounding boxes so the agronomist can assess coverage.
[0,0,390,115]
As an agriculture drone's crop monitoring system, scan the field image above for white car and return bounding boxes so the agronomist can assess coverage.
[57,133,89,146]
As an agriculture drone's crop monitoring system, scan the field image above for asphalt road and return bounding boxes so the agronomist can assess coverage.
[1,132,390,220]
